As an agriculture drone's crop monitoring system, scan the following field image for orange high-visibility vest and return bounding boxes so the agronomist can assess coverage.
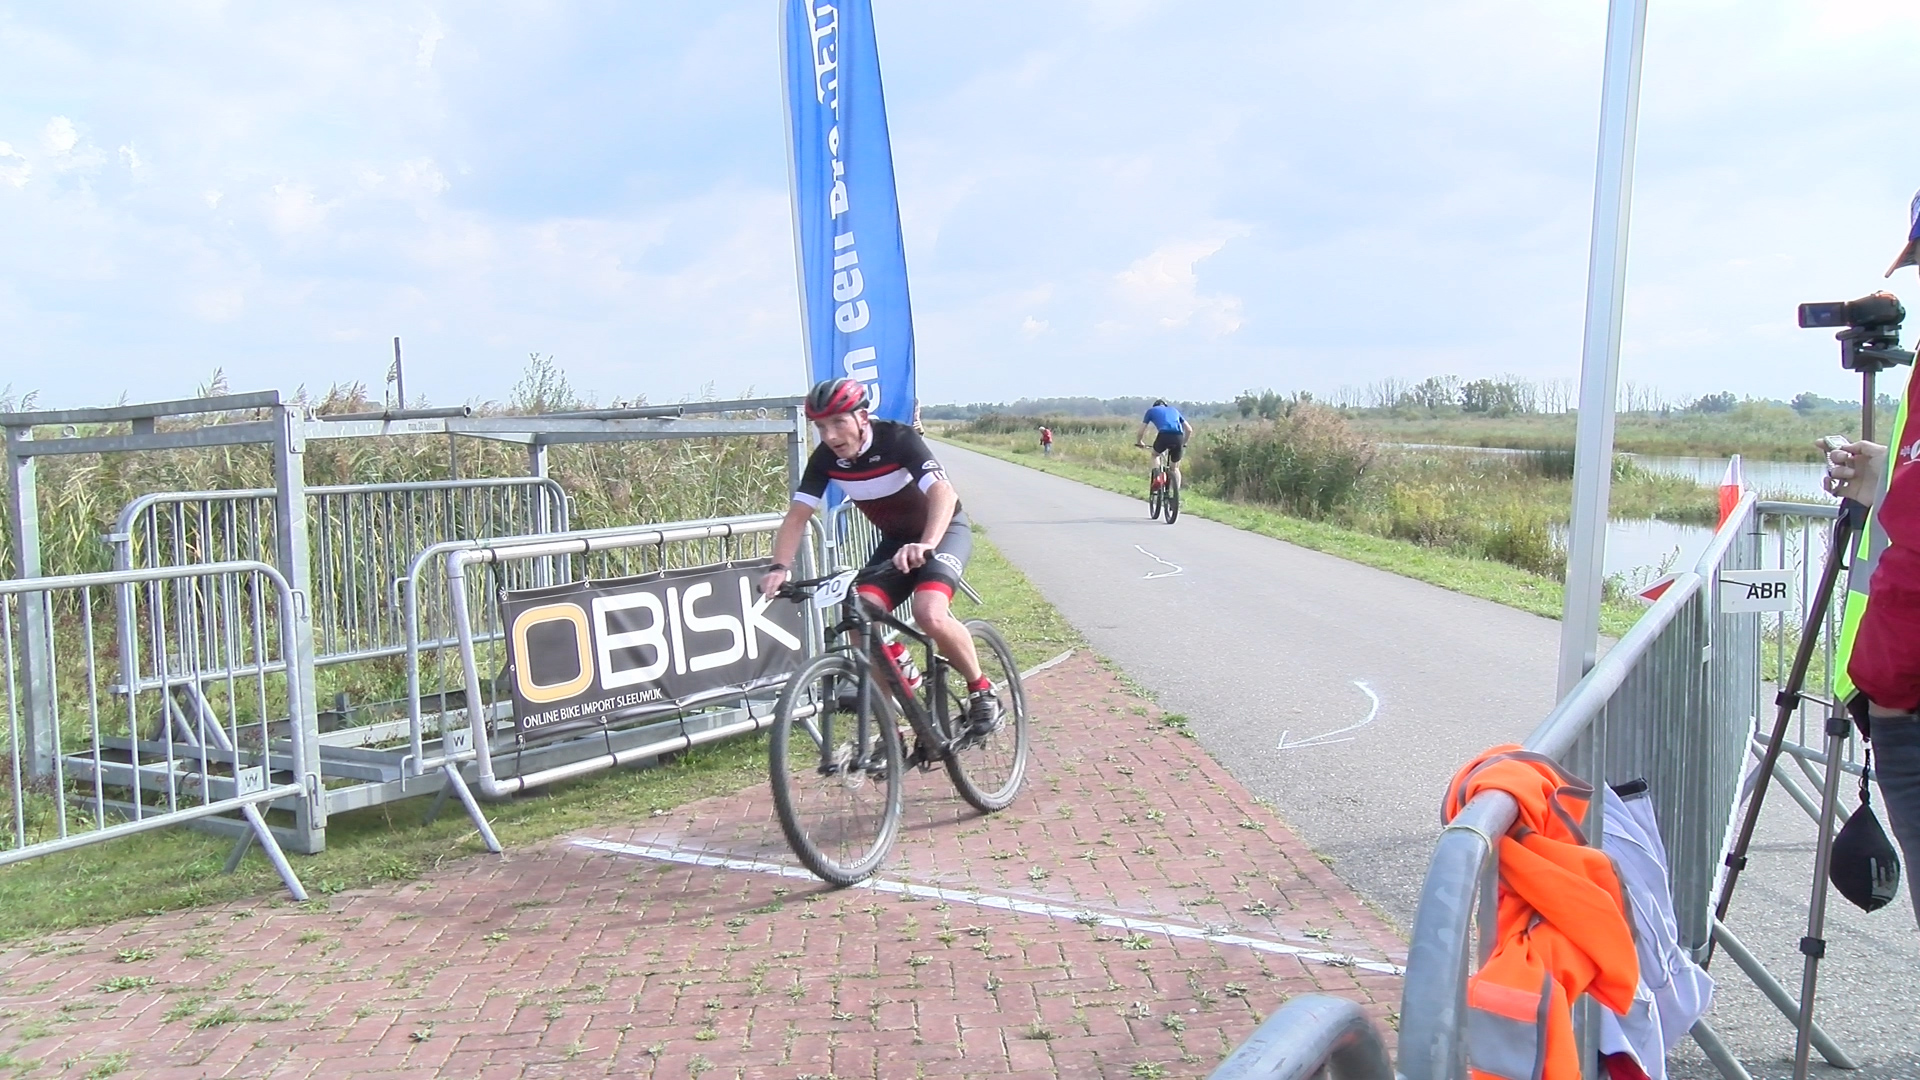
[1443,747,1641,1080]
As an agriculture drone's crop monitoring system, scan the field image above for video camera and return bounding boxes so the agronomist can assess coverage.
[1797,293,1915,372]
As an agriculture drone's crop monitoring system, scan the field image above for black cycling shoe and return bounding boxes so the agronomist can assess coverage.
[964,687,1004,741]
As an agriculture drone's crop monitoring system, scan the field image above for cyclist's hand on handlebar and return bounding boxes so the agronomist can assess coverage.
[1134,440,1147,449]
[760,566,790,600]
[893,542,932,573]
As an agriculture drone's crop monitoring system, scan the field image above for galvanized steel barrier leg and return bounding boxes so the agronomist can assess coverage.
[173,683,310,900]
[440,764,502,854]
[1690,1019,1754,1080]
[1709,920,1855,1070]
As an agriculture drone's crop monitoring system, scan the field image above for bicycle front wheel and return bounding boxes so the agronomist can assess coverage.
[1148,475,1163,519]
[940,620,1030,812]
[769,652,904,885]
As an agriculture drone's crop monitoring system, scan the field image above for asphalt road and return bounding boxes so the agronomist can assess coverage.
[939,443,1559,925]
[939,442,1919,1079]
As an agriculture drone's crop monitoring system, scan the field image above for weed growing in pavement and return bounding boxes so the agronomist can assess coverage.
[191,1005,240,1030]
[81,1052,130,1080]
[94,976,154,993]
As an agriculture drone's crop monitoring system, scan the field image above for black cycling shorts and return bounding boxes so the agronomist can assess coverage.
[1152,429,1186,464]
[856,513,972,611]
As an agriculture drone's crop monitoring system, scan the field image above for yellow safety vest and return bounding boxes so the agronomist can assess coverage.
[1834,369,1916,705]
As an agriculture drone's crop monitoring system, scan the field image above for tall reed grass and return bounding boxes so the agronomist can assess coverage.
[951,410,1722,581]
[2,378,789,580]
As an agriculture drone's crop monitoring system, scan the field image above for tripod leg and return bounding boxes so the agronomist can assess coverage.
[1792,710,1853,1080]
[1710,509,1859,951]
[1710,920,1856,1069]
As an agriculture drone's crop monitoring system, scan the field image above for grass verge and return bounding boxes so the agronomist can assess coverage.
[0,535,1076,943]
[938,436,1645,637]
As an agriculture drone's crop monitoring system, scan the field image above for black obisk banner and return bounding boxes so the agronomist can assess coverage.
[500,559,806,739]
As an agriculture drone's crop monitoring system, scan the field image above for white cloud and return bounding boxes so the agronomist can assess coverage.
[396,157,448,195]
[43,116,78,155]
[190,286,245,323]
[1021,315,1050,336]
[416,13,445,70]
[1113,234,1246,335]
[265,182,336,234]
[0,143,28,189]
[118,144,146,181]
[203,189,223,209]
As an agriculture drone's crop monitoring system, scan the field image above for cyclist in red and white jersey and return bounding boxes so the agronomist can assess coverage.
[762,378,1002,736]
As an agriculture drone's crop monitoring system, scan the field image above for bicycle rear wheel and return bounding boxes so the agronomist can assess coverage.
[769,652,904,885]
[1165,480,1180,524]
[939,620,1029,812]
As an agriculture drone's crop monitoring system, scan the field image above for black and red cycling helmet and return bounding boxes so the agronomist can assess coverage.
[804,377,870,420]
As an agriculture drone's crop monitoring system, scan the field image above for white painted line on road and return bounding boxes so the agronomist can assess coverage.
[1277,680,1382,751]
[1021,649,1076,679]
[1134,545,1184,579]
[573,838,1405,976]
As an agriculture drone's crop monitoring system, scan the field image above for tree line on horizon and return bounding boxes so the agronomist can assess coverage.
[923,373,1896,423]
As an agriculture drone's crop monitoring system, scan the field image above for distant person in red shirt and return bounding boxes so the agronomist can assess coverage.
[1039,425,1053,456]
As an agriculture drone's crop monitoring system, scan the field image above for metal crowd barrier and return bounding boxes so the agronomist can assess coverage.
[1394,495,1763,1080]
[387,514,793,844]
[1208,996,1394,1080]
[1750,501,1857,827]
[1,561,314,899]
[4,391,812,856]
[109,477,570,669]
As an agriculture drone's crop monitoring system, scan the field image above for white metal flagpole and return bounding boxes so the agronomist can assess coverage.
[1559,0,1649,699]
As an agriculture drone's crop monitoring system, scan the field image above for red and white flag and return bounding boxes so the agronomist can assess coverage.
[1717,454,1746,528]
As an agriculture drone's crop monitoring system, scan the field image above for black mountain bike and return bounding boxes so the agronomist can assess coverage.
[768,570,1030,885]
[1146,448,1180,524]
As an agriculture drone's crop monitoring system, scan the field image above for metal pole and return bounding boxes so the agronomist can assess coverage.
[393,337,407,411]
[1559,0,1650,698]
[273,407,327,853]
[1792,709,1851,1080]
[528,442,552,587]
[2,428,54,777]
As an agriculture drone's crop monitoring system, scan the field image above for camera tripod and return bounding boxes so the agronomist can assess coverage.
[1707,319,1912,1080]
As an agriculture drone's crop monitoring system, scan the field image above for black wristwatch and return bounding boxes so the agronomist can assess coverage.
[768,562,788,572]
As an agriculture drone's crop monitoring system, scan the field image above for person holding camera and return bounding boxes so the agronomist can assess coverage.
[1823,232,1920,922]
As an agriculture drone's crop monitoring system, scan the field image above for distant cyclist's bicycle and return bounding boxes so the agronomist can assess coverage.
[768,570,1030,885]
[1144,448,1180,524]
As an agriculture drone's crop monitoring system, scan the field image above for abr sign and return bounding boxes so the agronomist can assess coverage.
[1718,569,1795,614]
[500,560,806,738]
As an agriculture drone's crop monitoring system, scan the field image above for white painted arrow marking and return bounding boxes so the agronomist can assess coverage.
[1278,680,1381,750]
[1134,545,1183,579]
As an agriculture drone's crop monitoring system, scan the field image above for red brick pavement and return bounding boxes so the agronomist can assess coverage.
[0,653,1406,1079]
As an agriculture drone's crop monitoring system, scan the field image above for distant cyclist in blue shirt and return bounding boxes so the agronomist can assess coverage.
[1135,399,1194,493]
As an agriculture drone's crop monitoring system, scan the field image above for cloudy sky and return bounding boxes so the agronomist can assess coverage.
[3,1,1918,411]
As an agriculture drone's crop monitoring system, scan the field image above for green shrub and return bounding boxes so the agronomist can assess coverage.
[1196,406,1373,516]
[1480,507,1564,579]
[963,413,1131,437]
